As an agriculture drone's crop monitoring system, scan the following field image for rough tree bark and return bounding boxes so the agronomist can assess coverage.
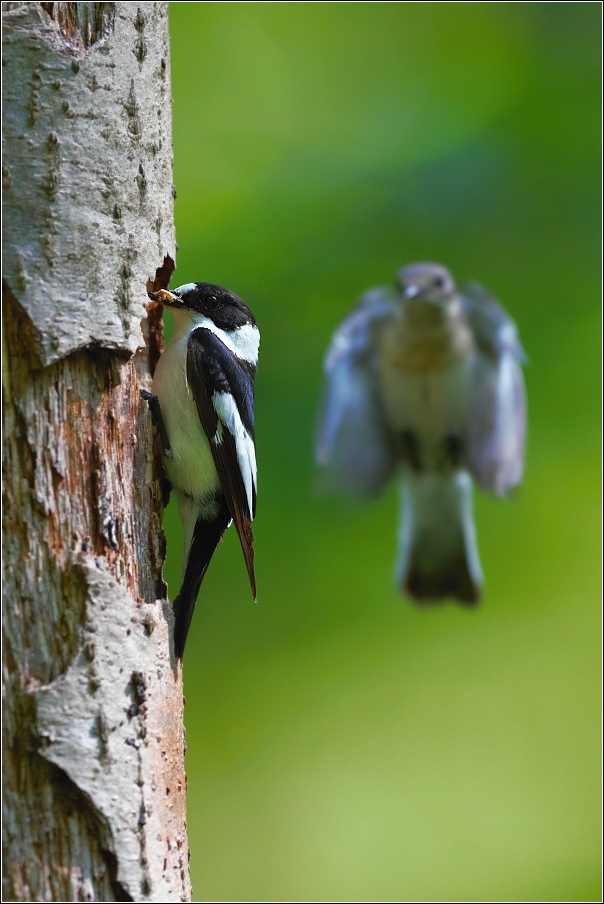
[2,3,191,901]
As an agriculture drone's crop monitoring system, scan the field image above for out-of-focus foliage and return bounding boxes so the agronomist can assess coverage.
[166,3,600,901]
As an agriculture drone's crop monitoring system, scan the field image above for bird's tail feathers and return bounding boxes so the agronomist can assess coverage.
[397,469,482,605]
[230,504,256,601]
[173,500,231,660]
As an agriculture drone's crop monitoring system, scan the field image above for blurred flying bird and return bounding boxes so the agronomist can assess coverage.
[143,282,259,659]
[315,262,526,604]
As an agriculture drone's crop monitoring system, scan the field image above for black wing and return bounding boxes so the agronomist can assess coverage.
[186,327,257,597]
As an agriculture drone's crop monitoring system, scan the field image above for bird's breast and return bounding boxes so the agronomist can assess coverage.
[377,310,475,439]
[151,331,220,502]
[382,305,474,373]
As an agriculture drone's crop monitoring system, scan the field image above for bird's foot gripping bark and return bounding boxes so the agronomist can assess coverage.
[140,390,173,458]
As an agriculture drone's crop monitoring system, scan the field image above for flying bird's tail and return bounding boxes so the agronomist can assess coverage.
[396,469,483,604]
[173,499,231,660]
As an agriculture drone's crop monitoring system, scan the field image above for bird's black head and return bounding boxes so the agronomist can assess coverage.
[148,282,256,330]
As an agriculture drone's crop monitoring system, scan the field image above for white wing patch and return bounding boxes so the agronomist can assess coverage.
[212,391,257,517]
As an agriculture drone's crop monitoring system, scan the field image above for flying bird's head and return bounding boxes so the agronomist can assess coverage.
[396,262,456,306]
[147,282,256,331]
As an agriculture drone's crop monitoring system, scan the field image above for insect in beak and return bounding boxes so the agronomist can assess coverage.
[146,288,179,312]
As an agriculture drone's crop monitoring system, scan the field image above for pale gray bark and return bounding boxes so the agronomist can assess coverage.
[2,3,191,901]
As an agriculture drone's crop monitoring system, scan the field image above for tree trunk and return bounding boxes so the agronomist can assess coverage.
[2,3,190,900]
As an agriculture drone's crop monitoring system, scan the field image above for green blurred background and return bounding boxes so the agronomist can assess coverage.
[165,3,601,901]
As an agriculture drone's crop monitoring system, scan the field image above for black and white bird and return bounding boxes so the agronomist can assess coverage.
[316,262,526,604]
[143,282,259,659]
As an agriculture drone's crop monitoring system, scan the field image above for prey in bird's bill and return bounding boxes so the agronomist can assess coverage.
[316,262,527,604]
[143,282,259,659]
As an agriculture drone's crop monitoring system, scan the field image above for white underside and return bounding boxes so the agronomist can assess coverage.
[151,322,221,504]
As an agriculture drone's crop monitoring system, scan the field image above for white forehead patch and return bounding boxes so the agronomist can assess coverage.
[174,282,197,295]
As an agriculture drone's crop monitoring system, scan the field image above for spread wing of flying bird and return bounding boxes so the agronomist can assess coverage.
[462,281,527,497]
[315,287,397,498]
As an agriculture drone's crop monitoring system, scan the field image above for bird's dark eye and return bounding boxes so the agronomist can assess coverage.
[206,295,220,310]
[434,276,444,288]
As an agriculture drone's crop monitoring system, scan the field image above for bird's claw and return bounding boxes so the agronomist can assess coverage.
[140,388,172,456]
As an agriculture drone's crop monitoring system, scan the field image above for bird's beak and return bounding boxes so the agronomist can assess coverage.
[146,288,180,312]
[403,284,421,299]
